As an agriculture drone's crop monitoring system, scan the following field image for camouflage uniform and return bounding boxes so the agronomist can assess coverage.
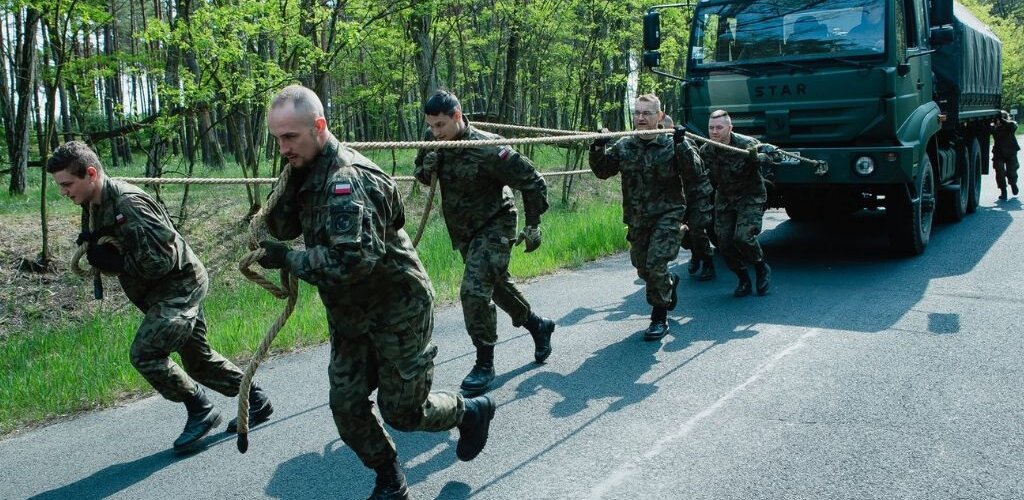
[699,132,766,271]
[266,136,463,469]
[679,143,715,262]
[590,133,697,307]
[992,119,1020,190]
[413,120,549,347]
[82,177,244,402]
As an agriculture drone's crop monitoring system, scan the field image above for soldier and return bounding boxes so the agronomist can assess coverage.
[700,109,773,297]
[47,141,273,455]
[589,94,699,340]
[413,90,556,395]
[660,114,716,281]
[260,85,494,500]
[991,110,1020,200]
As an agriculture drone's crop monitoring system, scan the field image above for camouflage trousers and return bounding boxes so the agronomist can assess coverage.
[129,280,243,402]
[628,210,685,307]
[458,214,532,347]
[682,204,714,262]
[714,201,765,271]
[993,154,1020,189]
[329,299,464,469]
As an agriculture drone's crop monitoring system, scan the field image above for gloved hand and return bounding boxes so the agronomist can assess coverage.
[591,128,610,151]
[76,231,95,246]
[258,240,291,269]
[756,144,784,163]
[420,151,441,177]
[514,225,542,253]
[86,243,125,273]
[673,125,687,145]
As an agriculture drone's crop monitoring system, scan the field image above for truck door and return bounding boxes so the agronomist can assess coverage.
[893,0,933,144]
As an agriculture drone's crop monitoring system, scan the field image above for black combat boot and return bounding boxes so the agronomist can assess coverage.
[1013,182,1020,196]
[226,382,274,433]
[525,312,555,363]
[456,396,496,461]
[733,268,753,298]
[460,344,495,395]
[644,306,669,341]
[999,187,1008,200]
[173,386,222,454]
[754,260,771,296]
[366,458,410,500]
[687,258,701,275]
[668,273,680,310]
[697,258,716,282]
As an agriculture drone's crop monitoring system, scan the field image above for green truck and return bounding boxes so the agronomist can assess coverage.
[643,0,1002,254]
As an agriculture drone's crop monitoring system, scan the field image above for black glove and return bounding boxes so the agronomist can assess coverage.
[673,125,687,145]
[86,243,125,273]
[258,240,291,269]
[591,129,610,151]
[76,231,95,246]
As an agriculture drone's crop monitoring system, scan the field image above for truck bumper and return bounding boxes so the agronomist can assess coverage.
[774,145,916,186]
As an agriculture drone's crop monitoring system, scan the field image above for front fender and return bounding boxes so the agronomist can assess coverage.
[896,102,941,177]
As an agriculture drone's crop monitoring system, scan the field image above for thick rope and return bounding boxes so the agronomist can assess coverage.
[235,165,299,453]
[412,173,438,247]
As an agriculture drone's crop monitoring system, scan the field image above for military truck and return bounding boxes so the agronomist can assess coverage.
[643,0,1002,254]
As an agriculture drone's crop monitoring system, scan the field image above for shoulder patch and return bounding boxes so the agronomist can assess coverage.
[115,213,127,225]
[333,182,353,196]
[498,146,512,160]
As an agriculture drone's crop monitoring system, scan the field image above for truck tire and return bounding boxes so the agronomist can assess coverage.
[941,146,970,222]
[966,137,982,213]
[887,156,935,256]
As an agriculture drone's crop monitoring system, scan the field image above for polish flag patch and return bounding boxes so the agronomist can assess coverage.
[333,182,352,195]
[115,213,126,224]
[498,146,512,160]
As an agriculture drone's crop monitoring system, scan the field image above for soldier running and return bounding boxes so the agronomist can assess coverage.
[414,90,556,395]
[991,110,1020,200]
[661,114,716,282]
[589,94,701,340]
[260,85,494,500]
[47,141,274,455]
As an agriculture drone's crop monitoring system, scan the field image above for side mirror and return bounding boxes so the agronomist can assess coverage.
[929,25,954,46]
[643,11,661,51]
[643,50,662,68]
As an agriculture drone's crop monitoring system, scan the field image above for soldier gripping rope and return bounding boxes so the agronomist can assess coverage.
[660,114,716,282]
[589,94,699,340]
[700,109,779,297]
[260,85,495,500]
[414,90,556,395]
[47,141,274,455]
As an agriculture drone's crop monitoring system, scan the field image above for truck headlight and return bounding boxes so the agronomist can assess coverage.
[854,156,876,176]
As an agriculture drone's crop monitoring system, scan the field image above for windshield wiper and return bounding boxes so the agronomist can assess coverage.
[708,63,760,76]
[775,61,815,74]
[823,57,872,69]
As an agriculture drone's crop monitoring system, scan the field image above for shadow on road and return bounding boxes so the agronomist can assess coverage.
[29,447,190,499]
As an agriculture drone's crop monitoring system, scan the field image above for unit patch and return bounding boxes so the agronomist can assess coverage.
[333,182,353,196]
[498,146,512,160]
[115,213,127,225]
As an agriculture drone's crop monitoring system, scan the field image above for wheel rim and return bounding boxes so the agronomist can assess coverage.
[921,165,935,235]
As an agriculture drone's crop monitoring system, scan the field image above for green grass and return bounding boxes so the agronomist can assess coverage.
[0,196,626,435]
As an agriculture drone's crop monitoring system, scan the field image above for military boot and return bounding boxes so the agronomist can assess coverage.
[1000,187,1008,200]
[668,273,680,310]
[525,313,555,363]
[754,261,771,296]
[173,386,223,454]
[226,382,274,433]
[456,396,496,461]
[460,344,495,395]
[644,306,669,341]
[687,258,701,275]
[366,458,410,500]
[733,268,753,298]
[1013,182,1020,196]
[697,258,716,282]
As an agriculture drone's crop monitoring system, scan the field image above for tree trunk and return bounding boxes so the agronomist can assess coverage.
[9,7,41,195]
[498,20,521,124]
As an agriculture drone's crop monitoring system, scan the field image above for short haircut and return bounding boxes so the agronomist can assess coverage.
[659,114,674,128]
[46,141,102,178]
[709,109,730,120]
[423,90,461,117]
[636,94,662,111]
[270,84,325,126]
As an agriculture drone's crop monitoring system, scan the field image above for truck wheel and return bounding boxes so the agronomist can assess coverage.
[887,156,935,256]
[941,147,969,222]
[966,137,982,213]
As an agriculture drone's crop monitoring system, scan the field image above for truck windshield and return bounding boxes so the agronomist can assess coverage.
[691,0,886,68]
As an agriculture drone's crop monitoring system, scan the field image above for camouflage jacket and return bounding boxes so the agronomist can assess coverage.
[589,133,693,227]
[992,119,1020,159]
[679,139,715,219]
[266,136,434,334]
[413,119,549,250]
[82,177,207,310]
[699,132,766,206]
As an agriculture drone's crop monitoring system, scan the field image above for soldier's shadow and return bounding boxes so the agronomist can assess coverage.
[265,430,459,499]
[556,279,651,329]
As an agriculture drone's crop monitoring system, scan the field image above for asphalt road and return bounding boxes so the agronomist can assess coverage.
[2,180,1023,500]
